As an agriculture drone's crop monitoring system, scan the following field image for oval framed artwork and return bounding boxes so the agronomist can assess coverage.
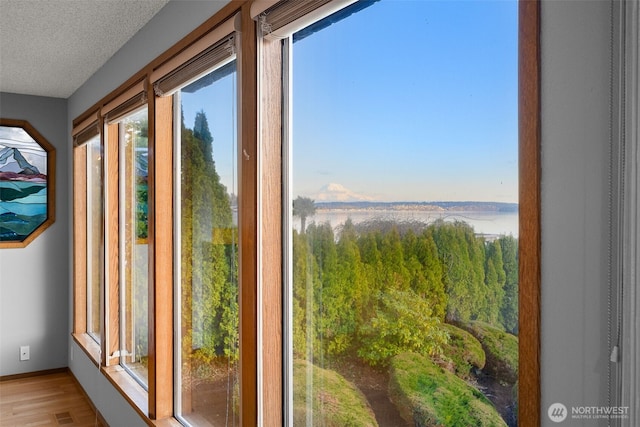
[0,119,56,248]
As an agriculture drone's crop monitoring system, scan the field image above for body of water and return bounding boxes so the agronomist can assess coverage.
[297,209,518,237]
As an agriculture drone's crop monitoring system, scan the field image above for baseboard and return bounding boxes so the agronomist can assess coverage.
[0,366,69,382]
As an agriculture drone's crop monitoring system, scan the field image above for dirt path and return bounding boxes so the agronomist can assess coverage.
[475,372,517,427]
[187,363,409,427]
[185,362,514,427]
[335,359,411,427]
[189,373,239,427]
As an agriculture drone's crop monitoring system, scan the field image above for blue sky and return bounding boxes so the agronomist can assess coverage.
[292,0,518,203]
[180,0,518,204]
[181,68,237,197]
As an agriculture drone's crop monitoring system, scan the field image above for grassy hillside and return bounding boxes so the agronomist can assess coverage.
[293,359,378,426]
[438,323,486,379]
[389,352,507,427]
[456,321,518,384]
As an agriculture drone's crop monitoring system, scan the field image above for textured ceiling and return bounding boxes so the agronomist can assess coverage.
[0,0,170,98]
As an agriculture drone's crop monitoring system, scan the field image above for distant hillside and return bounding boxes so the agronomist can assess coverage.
[314,201,518,213]
[0,171,47,182]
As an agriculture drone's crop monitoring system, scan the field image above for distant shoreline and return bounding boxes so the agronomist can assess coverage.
[314,201,518,213]
[301,202,519,236]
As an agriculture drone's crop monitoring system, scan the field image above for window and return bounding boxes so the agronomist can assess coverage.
[71,1,540,425]
[72,114,103,357]
[173,56,239,427]
[72,15,242,426]
[285,2,518,425]
[118,108,150,387]
[255,0,539,424]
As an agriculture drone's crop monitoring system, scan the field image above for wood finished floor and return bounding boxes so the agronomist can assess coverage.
[0,371,105,427]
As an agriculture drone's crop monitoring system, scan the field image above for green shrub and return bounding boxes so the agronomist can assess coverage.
[438,323,486,379]
[357,288,448,366]
[293,359,378,427]
[389,352,507,427]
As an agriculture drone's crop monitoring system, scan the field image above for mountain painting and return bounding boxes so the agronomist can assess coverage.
[0,123,52,245]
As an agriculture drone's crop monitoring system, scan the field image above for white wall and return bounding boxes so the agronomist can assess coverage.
[540,0,614,425]
[0,92,69,376]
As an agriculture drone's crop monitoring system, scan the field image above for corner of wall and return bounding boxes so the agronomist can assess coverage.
[0,92,70,377]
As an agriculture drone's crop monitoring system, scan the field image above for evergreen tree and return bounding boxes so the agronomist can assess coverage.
[431,221,476,322]
[289,214,517,371]
[193,109,213,163]
[292,230,321,359]
[500,235,519,334]
[358,230,383,303]
[378,226,410,291]
[416,230,447,320]
[306,223,338,362]
[336,219,369,344]
[465,224,487,320]
[180,110,236,363]
[483,240,506,326]
[403,229,432,303]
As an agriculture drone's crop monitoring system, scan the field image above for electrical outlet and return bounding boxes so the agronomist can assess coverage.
[20,345,30,361]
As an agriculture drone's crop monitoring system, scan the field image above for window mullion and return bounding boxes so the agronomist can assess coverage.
[86,147,94,342]
[106,123,121,367]
[73,145,88,336]
[148,91,175,421]
[257,31,285,426]
[239,4,259,425]
[518,0,542,424]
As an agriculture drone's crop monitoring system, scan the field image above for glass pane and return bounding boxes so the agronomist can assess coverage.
[175,60,239,426]
[290,1,518,426]
[87,135,103,341]
[120,108,149,387]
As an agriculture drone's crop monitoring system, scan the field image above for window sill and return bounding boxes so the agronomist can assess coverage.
[153,417,184,427]
[72,333,101,367]
[101,365,183,427]
[72,334,182,426]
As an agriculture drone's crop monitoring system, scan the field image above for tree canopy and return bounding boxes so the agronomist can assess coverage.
[179,109,237,364]
[293,218,518,367]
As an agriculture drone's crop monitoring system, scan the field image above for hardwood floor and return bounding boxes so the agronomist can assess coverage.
[0,371,105,427]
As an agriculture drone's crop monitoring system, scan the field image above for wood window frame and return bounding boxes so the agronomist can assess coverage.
[71,3,255,425]
[93,93,174,422]
[71,0,540,425]
[518,0,541,425]
[255,0,541,425]
[72,111,103,365]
